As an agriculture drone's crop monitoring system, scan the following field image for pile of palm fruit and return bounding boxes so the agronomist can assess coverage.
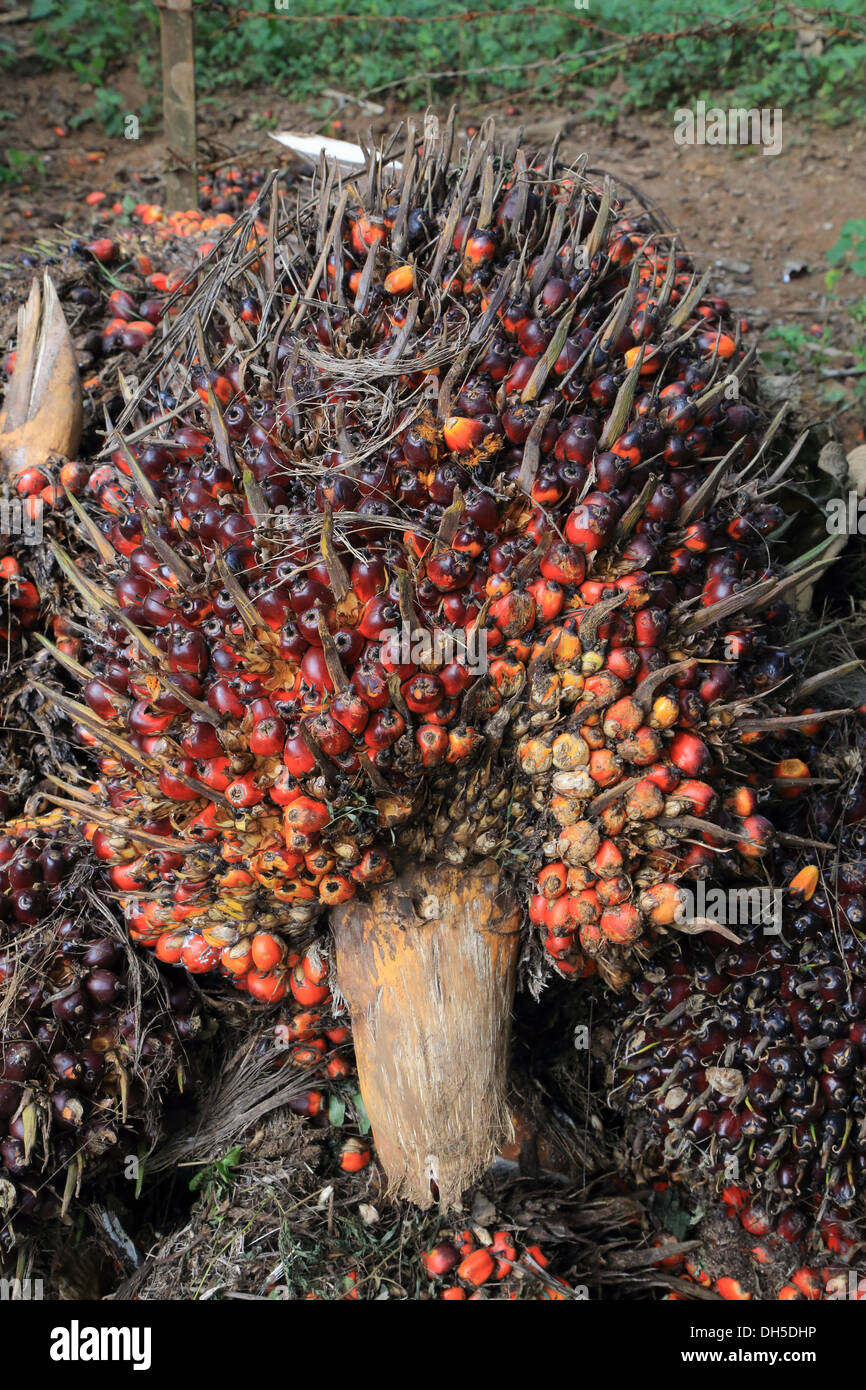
[1,117,863,1290]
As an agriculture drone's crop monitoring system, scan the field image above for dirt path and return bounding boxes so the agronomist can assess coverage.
[3,69,865,442]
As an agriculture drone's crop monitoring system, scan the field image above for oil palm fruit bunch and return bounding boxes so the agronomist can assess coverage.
[22,119,841,1203]
[0,823,203,1246]
[610,790,866,1240]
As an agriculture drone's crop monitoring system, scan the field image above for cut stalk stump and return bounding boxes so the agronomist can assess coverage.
[332,859,521,1208]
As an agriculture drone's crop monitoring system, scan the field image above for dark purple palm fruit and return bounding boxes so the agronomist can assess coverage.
[0,828,204,1247]
[610,810,866,1241]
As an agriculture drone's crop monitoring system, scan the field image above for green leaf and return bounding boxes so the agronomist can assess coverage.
[328,1093,346,1127]
[353,1091,371,1135]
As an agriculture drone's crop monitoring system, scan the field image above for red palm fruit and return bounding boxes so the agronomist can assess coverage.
[489,657,526,698]
[249,715,287,756]
[289,964,330,1007]
[589,749,623,787]
[351,664,391,709]
[402,674,443,713]
[225,773,264,808]
[306,710,351,756]
[443,416,486,452]
[596,874,631,908]
[529,895,550,925]
[772,758,810,798]
[416,724,450,767]
[669,731,711,776]
[592,840,623,879]
[207,680,246,719]
[331,689,370,734]
[456,1248,495,1286]
[426,549,475,592]
[668,779,715,815]
[422,1242,460,1276]
[364,709,405,750]
[537,862,568,898]
[340,1138,371,1172]
[351,849,394,885]
[633,608,667,646]
[617,726,661,766]
[181,934,221,974]
[447,726,483,763]
[268,766,298,806]
[736,815,774,858]
[251,932,285,972]
[181,720,222,759]
[300,646,336,693]
[565,493,617,551]
[155,931,187,965]
[159,761,200,802]
[602,697,643,740]
[599,905,643,946]
[540,540,585,585]
[283,728,317,777]
[557,821,600,866]
[489,590,536,638]
[625,778,665,821]
[698,664,732,701]
[605,648,641,682]
[284,797,330,838]
[248,970,288,1003]
[318,875,355,905]
[528,577,564,622]
[221,941,253,976]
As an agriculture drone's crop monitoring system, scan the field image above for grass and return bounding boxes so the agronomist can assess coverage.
[762,219,866,420]
[8,0,866,138]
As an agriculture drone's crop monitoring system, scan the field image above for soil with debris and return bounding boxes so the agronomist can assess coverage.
[2,65,865,446]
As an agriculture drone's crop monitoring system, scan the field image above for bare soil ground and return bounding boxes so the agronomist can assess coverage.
[2,64,865,445]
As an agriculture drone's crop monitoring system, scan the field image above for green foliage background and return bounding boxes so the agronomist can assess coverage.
[7,0,866,132]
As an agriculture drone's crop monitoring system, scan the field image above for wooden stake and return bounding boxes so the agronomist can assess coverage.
[331,859,521,1208]
[159,0,197,212]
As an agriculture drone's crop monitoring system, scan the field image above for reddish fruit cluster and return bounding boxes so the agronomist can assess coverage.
[613,820,866,1219]
[656,1183,865,1300]
[27,130,809,998]
[0,829,202,1243]
[422,1229,569,1300]
[268,996,356,1118]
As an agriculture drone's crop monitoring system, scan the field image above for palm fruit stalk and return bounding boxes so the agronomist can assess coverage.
[610,753,866,1248]
[0,821,204,1247]
[22,118,845,1203]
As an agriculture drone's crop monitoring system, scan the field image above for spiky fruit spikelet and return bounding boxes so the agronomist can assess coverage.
[610,805,866,1241]
[25,123,843,1198]
[34,130,827,984]
[0,824,204,1245]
